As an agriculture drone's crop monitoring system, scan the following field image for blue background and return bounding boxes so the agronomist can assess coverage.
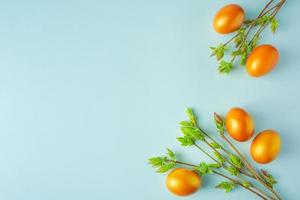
[0,0,299,199]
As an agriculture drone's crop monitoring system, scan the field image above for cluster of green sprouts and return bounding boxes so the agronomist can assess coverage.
[148,108,280,200]
[210,0,286,74]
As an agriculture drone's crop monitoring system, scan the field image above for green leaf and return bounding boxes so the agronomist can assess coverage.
[215,181,235,193]
[183,109,205,140]
[231,50,241,57]
[240,51,248,66]
[226,166,239,176]
[148,157,167,167]
[271,17,279,33]
[179,121,194,127]
[194,162,213,176]
[233,38,241,47]
[229,154,242,168]
[166,148,176,161]
[179,117,204,141]
[186,107,194,119]
[210,43,227,61]
[180,126,194,136]
[177,136,194,146]
[185,108,197,126]
[148,155,176,173]
[190,128,204,141]
[218,60,233,74]
[242,181,252,188]
[234,28,246,47]
[261,169,277,187]
[180,126,204,141]
[208,163,222,169]
[156,162,176,173]
[213,151,225,165]
[256,15,271,25]
[210,142,221,149]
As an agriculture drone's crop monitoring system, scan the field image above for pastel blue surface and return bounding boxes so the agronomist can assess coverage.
[0,0,299,199]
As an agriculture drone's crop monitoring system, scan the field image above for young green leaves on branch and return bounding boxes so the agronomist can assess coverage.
[213,151,225,165]
[255,15,279,34]
[148,148,176,173]
[261,169,278,188]
[214,112,225,135]
[148,107,281,199]
[210,141,221,149]
[194,162,221,176]
[210,43,227,61]
[229,154,243,169]
[270,18,279,33]
[226,166,240,176]
[177,108,205,146]
[215,181,236,193]
[218,60,233,74]
[210,2,282,74]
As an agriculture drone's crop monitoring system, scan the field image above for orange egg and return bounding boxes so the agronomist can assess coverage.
[166,168,201,196]
[225,107,255,142]
[246,44,280,77]
[213,4,245,34]
[250,130,281,164]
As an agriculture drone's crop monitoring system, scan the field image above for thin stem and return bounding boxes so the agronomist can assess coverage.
[222,23,251,47]
[259,0,275,16]
[224,34,239,46]
[203,138,246,171]
[248,0,286,46]
[175,160,197,167]
[262,1,284,16]
[248,2,282,46]
[197,125,255,179]
[194,143,220,164]
[196,124,232,156]
[213,170,269,200]
[196,127,241,169]
[237,174,275,200]
[245,0,275,36]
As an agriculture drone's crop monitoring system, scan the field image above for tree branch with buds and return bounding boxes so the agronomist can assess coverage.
[148,108,282,200]
[210,0,286,74]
